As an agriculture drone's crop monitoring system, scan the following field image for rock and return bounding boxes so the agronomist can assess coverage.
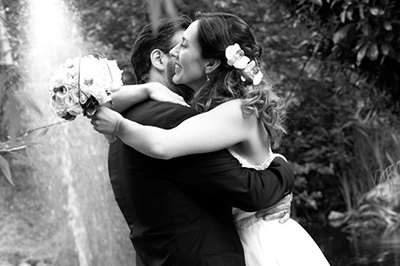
[328,210,346,227]
[365,174,400,209]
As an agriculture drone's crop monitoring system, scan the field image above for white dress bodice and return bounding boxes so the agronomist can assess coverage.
[227,148,331,266]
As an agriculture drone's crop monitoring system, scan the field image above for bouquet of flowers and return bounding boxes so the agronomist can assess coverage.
[49,54,123,120]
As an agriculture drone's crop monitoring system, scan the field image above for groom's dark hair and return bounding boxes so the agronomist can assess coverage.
[130,16,191,84]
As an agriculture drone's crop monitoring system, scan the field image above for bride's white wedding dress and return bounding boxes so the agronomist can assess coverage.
[229,149,331,266]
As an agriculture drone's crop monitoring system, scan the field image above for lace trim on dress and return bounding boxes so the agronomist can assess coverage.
[227,148,273,171]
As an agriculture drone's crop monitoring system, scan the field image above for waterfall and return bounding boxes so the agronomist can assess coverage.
[60,135,91,266]
[0,4,13,65]
[25,0,91,265]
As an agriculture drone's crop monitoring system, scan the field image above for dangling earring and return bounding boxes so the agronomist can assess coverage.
[206,74,210,82]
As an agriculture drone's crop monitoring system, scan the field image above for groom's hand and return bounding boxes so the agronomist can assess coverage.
[255,192,292,223]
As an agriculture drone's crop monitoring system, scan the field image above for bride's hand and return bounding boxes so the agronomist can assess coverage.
[90,106,123,136]
[146,82,189,107]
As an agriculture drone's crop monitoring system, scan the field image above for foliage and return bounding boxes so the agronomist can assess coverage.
[0,64,49,185]
[343,160,400,235]
[0,0,53,185]
[284,0,400,114]
[337,120,400,234]
[69,0,175,85]
[267,0,400,228]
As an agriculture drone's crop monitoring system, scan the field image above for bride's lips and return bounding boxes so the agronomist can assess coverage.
[174,62,182,73]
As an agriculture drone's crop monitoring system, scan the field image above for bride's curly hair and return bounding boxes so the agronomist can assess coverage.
[190,12,287,148]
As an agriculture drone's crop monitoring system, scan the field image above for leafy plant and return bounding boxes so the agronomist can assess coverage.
[285,0,400,113]
[338,118,400,233]
[343,160,400,234]
[0,65,49,185]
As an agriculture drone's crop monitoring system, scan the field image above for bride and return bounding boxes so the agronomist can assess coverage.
[92,12,330,266]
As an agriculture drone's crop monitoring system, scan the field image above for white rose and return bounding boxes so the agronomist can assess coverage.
[82,84,111,105]
[106,60,123,92]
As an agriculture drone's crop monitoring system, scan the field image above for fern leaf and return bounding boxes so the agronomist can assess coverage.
[0,155,14,186]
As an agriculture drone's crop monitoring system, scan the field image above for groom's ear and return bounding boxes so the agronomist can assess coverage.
[205,59,221,74]
[150,49,167,71]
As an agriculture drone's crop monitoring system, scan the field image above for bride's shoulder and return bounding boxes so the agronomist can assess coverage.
[214,99,244,112]
[209,99,257,126]
[211,99,246,118]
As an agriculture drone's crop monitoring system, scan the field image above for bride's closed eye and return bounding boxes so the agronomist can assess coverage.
[180,39,188,49]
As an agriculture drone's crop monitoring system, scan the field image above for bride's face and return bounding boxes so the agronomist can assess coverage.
[166,30,184,84]
[170,21,208,92]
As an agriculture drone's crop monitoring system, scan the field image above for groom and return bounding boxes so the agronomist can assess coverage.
[95,16,293,266]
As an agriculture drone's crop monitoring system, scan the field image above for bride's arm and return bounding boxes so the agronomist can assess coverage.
[111,83,188,113]
[110,84,149,112]
[92,99,252,159]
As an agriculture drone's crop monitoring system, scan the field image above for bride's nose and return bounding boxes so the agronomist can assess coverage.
[170,44,180,58]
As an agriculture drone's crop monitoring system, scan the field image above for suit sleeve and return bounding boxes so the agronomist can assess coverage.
[169,150,294,212]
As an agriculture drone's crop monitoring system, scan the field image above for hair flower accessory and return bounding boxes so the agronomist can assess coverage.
[225,43,250,69]
[244,60,263,85]
[225,44,263,85]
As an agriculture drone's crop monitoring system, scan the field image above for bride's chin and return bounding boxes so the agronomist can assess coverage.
[172,75,181,84]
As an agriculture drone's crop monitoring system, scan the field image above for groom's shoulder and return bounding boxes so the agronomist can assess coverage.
[123,100,198,129]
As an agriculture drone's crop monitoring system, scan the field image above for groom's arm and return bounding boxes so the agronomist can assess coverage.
[169,150,294,212]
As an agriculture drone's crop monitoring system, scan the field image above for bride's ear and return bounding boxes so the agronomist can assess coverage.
[205,59,221,74]
[150,49,167,71]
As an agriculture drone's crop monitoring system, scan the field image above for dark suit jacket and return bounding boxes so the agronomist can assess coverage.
[108,100,294,266]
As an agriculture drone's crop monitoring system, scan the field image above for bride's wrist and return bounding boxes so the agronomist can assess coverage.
[113,115,124,136]
[145,84,154,99]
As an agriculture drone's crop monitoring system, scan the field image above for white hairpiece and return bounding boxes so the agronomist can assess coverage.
[225,43,263,85]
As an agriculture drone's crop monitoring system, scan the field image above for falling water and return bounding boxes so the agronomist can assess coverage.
[25,0,91,265]
[1,0,136,264]
[25,0,85,85]
[17,0,136,264]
